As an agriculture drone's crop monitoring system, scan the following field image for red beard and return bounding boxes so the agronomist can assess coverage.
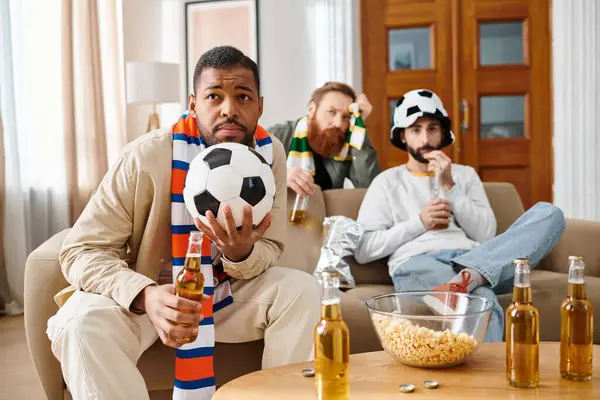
[307,117,347,158]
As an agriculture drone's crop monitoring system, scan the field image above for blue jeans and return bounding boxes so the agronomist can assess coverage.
[391,202,566,342]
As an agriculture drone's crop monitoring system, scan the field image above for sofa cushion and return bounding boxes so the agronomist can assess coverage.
[345,284,395,303]
[323,188,367,220]
[482,182,524,235]
[541,218,600,277]
[276,187,326,275]
[346,256,391,286]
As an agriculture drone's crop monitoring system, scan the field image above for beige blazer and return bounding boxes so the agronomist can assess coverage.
[54,128,287,310]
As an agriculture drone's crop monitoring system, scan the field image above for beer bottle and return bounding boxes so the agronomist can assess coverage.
[505,258,539,388]
[560,256,594,381]
[290,193,310,224]
[314,271,350,400]
[175,231,205,343]
[431,169,449,230]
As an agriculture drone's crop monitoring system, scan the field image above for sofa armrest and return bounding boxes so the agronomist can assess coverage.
[541,218,600,277]
[24,228,71,400]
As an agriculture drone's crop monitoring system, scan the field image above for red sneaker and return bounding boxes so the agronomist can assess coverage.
[423,270,472,316]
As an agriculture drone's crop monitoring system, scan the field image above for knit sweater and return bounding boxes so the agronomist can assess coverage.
[354,164,497,275]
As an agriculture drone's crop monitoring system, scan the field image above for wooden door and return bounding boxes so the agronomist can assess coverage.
[459,0,552,208]
[361,0,456,169]
[361,0,552,209]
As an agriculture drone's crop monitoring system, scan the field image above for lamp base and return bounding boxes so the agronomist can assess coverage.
[147,112,160,132]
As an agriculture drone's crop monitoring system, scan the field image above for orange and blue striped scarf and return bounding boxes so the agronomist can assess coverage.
[171,112,273,399]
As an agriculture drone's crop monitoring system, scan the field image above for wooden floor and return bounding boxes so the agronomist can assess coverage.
[0,315,45,399]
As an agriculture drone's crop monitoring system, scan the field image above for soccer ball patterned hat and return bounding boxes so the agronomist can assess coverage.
[390,89,455,151]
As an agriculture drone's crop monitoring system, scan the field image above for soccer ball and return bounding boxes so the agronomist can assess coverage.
[183,142,276,229]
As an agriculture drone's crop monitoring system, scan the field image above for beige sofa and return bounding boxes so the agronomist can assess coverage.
[25,183,600,399]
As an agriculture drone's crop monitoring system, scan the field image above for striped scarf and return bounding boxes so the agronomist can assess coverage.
[171,112,273,399]
[286,103,366,173]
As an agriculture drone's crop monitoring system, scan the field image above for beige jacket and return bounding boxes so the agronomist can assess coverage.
[54,128,287,310]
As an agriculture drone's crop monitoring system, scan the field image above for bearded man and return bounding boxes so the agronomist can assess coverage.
[354,88,565,343]
[268,82,380,196]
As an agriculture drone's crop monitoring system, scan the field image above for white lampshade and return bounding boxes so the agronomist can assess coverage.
[125,61,180,104]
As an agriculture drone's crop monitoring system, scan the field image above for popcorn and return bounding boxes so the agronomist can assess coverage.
[371,313,478,367]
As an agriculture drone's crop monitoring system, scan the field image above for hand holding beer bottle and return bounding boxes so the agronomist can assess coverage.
[131,231,210,348]
[420,198,451,231]
[424,150,454,230]
[288,167,315,224]
[423,149,455,191]
[175,231,207,343]
[132,284,208,349]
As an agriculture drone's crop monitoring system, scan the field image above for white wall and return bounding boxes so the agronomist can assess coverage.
[122,0,184,142]
[122,0,163,142]
[257,0,319,128]
[121,0,362,135]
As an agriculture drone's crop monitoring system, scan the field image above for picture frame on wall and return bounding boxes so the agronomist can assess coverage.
[184,0,259,92]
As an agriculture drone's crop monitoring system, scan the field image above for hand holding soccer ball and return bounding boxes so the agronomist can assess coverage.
[183,142,276,261]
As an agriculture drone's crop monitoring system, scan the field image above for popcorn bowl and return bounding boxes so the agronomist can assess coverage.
[365,291,494,368]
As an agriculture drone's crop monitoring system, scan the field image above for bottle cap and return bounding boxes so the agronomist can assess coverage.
[514,258,530,264]
[568,256,584,261]
[399,384,415,393]
[301,368,315,377]
[424,380,439,389]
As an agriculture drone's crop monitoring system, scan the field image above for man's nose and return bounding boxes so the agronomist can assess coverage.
[220,98,238,118]
[417,131,430,146]
[331,114,343,128]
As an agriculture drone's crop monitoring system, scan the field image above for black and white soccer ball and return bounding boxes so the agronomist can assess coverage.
[183,143,276,228]
[390,89,454,150]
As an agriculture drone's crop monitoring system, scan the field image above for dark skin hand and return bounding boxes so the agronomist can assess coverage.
[194,204,271,262]
[132,284,210,348]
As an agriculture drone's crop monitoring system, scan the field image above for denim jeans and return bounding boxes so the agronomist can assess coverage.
[391,202,566,342]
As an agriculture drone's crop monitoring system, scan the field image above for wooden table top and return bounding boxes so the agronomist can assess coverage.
[213,342,599,399]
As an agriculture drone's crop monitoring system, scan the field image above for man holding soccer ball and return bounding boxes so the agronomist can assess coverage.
[46,46,321,399]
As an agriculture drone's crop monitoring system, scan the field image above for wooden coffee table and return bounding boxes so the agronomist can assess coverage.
[213,342,599,399]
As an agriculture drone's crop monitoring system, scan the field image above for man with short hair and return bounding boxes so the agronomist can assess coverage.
[354,89,565,343]
[268,82,380,196]
[46,46,320,400]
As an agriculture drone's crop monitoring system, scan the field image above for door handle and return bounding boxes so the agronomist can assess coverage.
[460,99,469,132]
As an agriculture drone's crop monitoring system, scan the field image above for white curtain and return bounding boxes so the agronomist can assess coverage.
[0,0,126,314]
[307,0,362,90]
[553,0,600,221]
[0,0,70,314]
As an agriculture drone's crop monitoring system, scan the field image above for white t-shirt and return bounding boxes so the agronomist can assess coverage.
[354,164,497,275]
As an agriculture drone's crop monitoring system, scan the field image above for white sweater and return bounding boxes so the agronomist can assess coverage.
[354,164,497,275]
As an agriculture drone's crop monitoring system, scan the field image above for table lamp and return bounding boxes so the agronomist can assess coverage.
[126,61,180,132]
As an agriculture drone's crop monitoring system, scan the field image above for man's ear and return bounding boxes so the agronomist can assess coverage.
[258,96,264,119]
[308,101,316,118]
[401,130,406,143]
[188,93,196,116]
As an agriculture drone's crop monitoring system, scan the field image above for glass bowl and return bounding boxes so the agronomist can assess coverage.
[365,291,494,368]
